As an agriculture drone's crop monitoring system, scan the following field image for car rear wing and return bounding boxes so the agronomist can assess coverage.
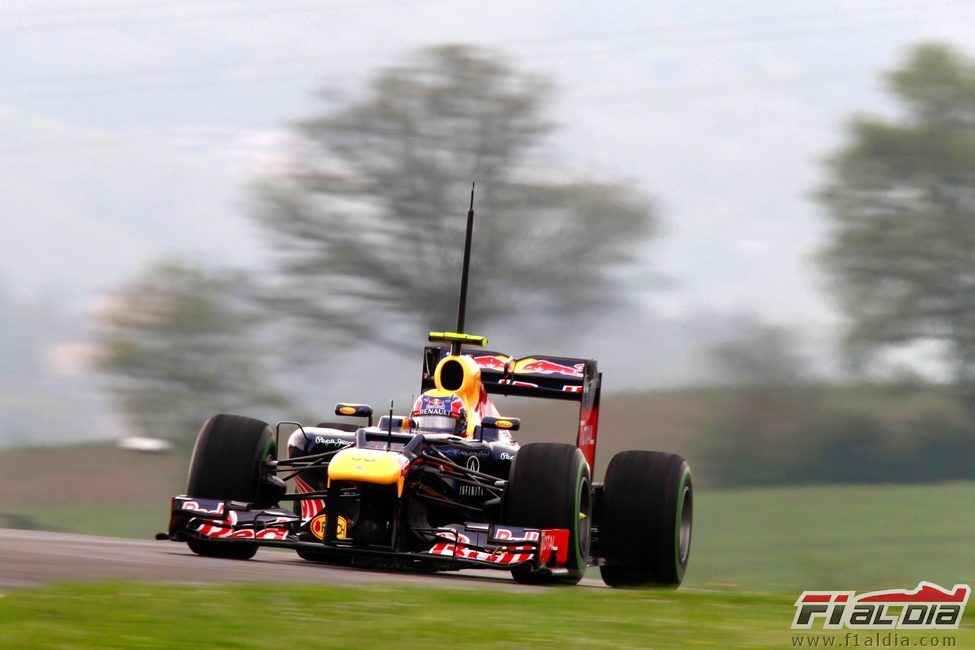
[421,346,602,468]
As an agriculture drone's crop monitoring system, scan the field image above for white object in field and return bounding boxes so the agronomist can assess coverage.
[117,436,174,454]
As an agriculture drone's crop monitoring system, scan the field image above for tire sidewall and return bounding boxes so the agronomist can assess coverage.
[672,463,692,583]
[571,455,592,572]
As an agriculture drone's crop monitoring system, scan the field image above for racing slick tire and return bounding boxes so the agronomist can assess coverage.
[598,451,692,588]
[504,443,591,585]
[185,414,276,560]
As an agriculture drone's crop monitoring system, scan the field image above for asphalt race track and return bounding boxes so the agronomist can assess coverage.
[0,529,605,591]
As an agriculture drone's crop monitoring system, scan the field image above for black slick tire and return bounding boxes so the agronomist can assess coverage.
[185,414,276,560]
[599,450,693,588]
[504,443,591,585]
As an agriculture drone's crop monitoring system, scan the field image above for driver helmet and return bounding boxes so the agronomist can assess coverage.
[410,391,468,436]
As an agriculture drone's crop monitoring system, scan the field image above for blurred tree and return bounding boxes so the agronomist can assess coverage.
[817,43,975,396]
[254,45,656,352]
[0,279,46,378]
[700,321,819,484]
[96,261,289,446]
[707,320,811,388]
[0,280,87,447]
[698,320,975,486]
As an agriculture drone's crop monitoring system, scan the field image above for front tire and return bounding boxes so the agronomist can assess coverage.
[599,450,693,588]
[185,414,276,560]
[504,443,591,585]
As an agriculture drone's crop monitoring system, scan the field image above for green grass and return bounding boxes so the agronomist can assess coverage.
[2,582,971,649]
[686,482,975,592]
[3,502,172,539]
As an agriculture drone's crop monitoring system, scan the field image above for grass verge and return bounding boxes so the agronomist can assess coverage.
[3,582,972,649]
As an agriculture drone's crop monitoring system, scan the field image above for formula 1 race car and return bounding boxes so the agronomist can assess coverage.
[161,189,693,587]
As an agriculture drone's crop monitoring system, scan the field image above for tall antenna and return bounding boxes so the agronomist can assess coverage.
[454,181,476,353]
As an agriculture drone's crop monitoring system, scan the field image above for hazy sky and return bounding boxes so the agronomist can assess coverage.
[2,0,974,384]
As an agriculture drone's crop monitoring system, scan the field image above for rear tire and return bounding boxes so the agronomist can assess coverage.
[599,451,692,588]
[185,414,276,560]
[504,443,591,585]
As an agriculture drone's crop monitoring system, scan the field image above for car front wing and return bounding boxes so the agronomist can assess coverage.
[167,496,570,571]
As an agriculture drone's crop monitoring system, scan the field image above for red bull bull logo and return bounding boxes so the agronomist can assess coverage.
[413,393,466,421]
[426,397,447,410]
[472,355,510,372]
[516,358,585,378]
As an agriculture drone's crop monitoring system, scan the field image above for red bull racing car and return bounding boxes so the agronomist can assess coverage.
[161,190,693,587]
